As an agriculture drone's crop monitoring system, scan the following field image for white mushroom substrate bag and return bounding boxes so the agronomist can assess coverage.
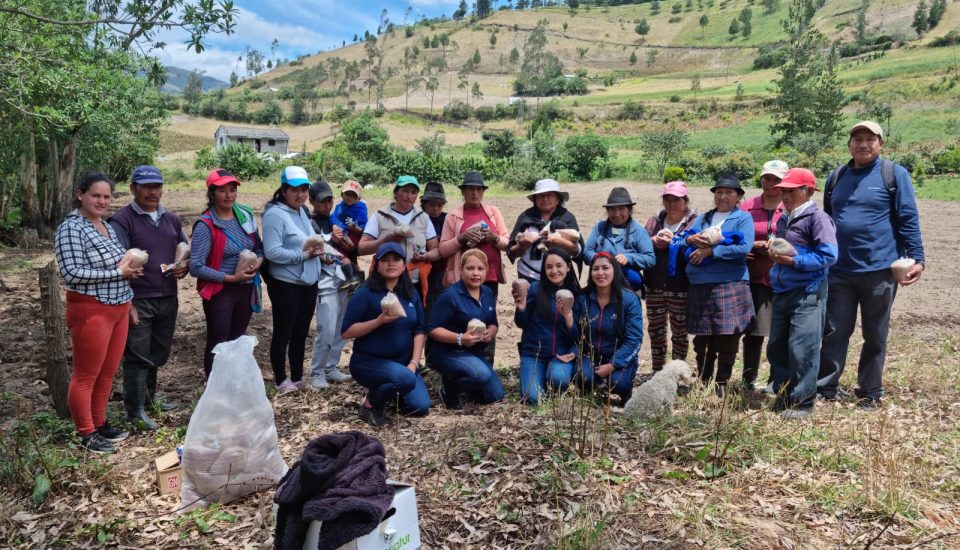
[179,336,287,511]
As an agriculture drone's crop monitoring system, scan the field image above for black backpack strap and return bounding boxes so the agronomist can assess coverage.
[823,164,847,217]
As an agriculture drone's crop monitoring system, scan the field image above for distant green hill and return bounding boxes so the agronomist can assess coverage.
[160,66,227,95]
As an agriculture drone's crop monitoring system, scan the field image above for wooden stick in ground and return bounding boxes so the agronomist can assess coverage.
[38,260,70,419]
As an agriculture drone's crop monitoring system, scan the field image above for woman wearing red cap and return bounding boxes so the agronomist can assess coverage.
[189,168,263,378]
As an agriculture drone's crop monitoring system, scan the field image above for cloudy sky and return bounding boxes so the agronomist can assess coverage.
[153,0,464,82]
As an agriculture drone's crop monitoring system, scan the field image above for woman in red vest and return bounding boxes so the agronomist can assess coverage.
[189,169,264,378]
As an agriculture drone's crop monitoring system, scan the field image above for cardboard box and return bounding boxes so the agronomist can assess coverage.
[303,481,421,550]
[155,451,182,496]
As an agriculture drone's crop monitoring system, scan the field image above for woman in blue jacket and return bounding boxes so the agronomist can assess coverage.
[427,249,505,410]
[576,252,644,404]
[262,167,324,394]
[583,187,655,294]
[342,242,430,427]
[684,173,755,394]
[513,247,582,405]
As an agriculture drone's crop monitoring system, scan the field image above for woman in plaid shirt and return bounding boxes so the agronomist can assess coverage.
[55,172,144,454]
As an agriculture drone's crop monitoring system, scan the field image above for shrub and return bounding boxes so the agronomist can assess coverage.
[616,100,647,121]
[702,145,728,159]
[669,95,681,102]
[475,106,497,122]
[327,104,351,123]
[349,160,392,186]
[752,45,788,70]
[338,111,391,163]
[930,30,960,47]
[564,134,609,180]
[663,166,687,182]
[502,158,550,191]
[482,130,518,159]
[214,143,272,181]
[932,144,960,174]
[702,150,757,181]
[442,100,472,121]
[194,145,217,170]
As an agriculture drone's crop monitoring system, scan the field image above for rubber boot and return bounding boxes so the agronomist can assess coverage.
[324,364,352,383]
[145,366,179,412]
[124,366,158,431]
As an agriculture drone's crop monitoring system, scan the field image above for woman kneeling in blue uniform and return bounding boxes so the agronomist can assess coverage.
[427,249,505,410]
[513,247,582,405]
[576,252,644,404]
[342,242,430,427]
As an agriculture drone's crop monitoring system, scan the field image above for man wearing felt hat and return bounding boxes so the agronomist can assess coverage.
[817,121,926,409]
[108,165,186,430]
[583,187,655,294]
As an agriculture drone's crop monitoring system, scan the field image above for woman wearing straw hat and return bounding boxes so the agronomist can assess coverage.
[684,173,755,395]
[583,187,655,295]
[507,179,583,283]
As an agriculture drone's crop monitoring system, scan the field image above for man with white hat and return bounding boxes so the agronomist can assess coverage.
[817,120,926,409]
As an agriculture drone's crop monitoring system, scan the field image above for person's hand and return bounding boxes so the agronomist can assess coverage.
[596,363,615,378]
[544,232,566,247]
[556,297,573,317]
[484,229,499,245]
[388,232,407,243]
[555,352,576,363]
[406,360,418,373]
[307,246,325,259]
[378,311,402,325]
[653,236,670,250]
[512,288,526,309]
[460,227,484,247]
[332,225,345,240]
[128,307,140,327]
[479,329,494,343]
[687,246,713,265]
[320,254,336,265]
[614,253,629,266]
[770,253,794,266]
[900,263,924,286]
[460,331,480,347]
[172,264,189,279]
[119,259,144,280]
[752,240,770,257]
[226,266,257,283]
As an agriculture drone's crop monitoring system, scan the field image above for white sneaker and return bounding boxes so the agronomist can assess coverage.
[325,367,352,383]
[311,376,329,389]
[276,379,298,394]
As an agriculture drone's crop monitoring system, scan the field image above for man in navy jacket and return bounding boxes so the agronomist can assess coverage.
[817,121,925,409]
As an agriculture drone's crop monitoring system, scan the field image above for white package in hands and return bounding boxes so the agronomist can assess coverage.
[556,289,574,312]
[161,242,191,273]
[179,336,287,511]
[768,237,797,257]
[235,250,258,274]
[301,235,325,253]
[381,291,407,317]
[700,226,723,245]
[121,248,149,269]
[890,257,916,283]
[467,318,486,336]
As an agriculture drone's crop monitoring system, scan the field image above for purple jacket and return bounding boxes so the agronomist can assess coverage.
[769,203,838,294]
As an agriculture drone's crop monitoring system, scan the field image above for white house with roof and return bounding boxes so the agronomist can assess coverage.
[214,125,289,155]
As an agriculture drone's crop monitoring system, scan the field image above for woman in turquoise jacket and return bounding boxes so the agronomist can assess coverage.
[683,173,755,394]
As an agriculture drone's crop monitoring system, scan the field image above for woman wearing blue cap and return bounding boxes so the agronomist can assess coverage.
[342,241,431,426]
[262,166,325,394]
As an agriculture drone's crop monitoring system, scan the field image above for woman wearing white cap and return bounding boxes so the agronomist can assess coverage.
[262,166,325,394]
[738,160,787,392]
[507,179,583,282]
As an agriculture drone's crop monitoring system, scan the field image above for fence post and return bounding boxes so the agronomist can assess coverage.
[38,260,71,419]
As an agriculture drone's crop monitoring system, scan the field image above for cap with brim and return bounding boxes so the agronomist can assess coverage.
[602,187,635,207]
[342,180,363,198]
[527,179,569,203]
[710,173,744,195]
[760,160,789,180]
[375,241,406,261]
[460,171,487,189]
[206,168,240,188]
[394,175,420,190]
[280,166,311,187]
[421,182,447,204]
[662,180,688,198]
[773,168,820,191]
[131,165,164,185]
[309,181,334,201]
[849,120,883,139]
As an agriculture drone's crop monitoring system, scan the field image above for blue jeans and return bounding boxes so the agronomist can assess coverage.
[519,355,575,405]
[768,284,827,409]
[432,350,505,404]
[817,270,897,400]
[349,353,431,415]
[579,361,639,401]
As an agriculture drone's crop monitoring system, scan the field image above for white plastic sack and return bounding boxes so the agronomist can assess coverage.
[179,336,287,511]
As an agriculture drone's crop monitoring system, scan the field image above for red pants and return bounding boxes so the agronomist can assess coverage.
[65,292,130,436]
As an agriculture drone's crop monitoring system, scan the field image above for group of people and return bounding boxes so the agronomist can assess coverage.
[55,120,925,449]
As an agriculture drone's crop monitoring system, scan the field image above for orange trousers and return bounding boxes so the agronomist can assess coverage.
[65,292,130,436]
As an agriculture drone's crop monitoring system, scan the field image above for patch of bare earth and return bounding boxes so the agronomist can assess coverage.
[1,181,958,548]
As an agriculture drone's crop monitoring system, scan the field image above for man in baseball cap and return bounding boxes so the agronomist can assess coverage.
[817,121,926,409]
[107,165,188,430]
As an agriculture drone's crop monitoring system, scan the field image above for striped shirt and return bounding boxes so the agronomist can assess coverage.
[54,210,133,305]
[189,212,259,283]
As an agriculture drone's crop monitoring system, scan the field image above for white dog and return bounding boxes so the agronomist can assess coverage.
[620,360,695,419]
